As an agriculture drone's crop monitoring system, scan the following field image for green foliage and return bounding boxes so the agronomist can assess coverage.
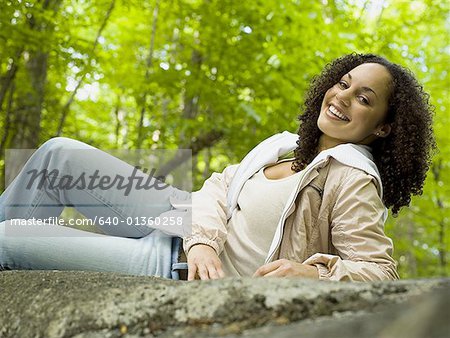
[0,0,448,278]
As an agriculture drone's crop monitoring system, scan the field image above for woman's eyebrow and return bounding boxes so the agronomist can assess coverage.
[346,73,378,97]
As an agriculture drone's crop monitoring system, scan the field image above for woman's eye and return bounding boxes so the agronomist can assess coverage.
[358,96,369,105]
[338,81,348,89]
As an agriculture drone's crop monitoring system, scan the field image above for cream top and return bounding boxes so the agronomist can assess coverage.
[219,164,303,276]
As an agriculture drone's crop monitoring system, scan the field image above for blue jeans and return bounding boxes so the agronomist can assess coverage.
[0,137,190,279]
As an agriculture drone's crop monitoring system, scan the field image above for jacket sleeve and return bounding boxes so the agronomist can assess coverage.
[303,172,400,281]
[183,163,240,255]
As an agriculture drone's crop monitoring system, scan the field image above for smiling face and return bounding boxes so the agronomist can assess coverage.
[317,62,393,151]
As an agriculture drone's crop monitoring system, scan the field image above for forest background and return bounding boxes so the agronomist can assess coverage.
[0,0,448,279]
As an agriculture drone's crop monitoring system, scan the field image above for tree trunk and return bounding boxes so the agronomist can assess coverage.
[1,0,62,190]
[406,218,418,277]
[136,0,160,149]
[0,82,15,192]
[114,94,122,147]
[432,160,447,276]
[0,51,21,111]
[438,218,447,276]
[7,0,62,149]
[202,147,211,181]
[13,51,48,149]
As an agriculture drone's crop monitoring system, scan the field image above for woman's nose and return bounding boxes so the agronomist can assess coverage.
[336,90,350,107]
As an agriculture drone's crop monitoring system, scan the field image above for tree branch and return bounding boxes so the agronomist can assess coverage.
[55,0,116,136]
[156,130,224,177]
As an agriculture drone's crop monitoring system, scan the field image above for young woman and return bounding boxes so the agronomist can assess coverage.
[0,53,435,282]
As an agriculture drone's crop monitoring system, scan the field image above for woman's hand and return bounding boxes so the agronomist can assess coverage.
[187,244,226,281]
[253,259,319,279]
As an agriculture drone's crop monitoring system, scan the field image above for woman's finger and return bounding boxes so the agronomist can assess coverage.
[187,262,198,281]
[253,260,283,277]
[216,265,226,278]
[213,260,225,278]
[197,263,210,280]
[262,267,283,277]
[207,264,220,279]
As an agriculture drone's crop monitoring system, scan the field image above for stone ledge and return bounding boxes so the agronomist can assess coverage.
[0,271,448,337]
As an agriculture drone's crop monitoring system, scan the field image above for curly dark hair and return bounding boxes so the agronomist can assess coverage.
[292,53,436,215]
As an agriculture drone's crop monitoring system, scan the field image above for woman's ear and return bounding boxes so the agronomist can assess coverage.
[375,124,392,138]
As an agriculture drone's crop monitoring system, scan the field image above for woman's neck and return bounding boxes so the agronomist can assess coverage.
[318,135,345,152]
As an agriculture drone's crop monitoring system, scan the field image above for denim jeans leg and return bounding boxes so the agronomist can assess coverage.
[0,220,175,277]
[0,137,191,277]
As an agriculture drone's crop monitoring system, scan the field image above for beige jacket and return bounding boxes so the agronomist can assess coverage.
[183,132,399,281]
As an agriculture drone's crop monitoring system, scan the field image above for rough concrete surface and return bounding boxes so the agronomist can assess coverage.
[0,270,448,338]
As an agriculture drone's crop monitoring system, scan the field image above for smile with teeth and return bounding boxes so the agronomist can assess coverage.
[328,105,350,121]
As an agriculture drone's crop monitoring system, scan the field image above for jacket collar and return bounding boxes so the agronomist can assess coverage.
[226,131,383,217]
[311,143,383,195]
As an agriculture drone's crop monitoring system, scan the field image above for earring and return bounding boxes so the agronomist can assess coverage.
[376,131,381,136]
